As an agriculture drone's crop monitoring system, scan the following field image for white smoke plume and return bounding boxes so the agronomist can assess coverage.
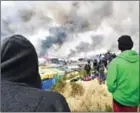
[1,1,139,58]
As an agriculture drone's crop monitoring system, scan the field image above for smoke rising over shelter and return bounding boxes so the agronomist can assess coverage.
[1,1,139,58]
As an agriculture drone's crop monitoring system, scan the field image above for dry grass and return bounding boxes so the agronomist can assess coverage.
[52,68,113,112]
[66,72,79,80]
[79,70,87,77]
[51,77,66,93]
[53,77,113,112]
[70,82,84,97]
[105,103,113,112]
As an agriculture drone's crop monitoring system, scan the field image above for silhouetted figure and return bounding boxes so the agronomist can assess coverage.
[84,60,91,76]
[1,35,70,112]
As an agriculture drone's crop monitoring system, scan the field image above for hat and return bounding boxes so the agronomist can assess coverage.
[118,35,133,51]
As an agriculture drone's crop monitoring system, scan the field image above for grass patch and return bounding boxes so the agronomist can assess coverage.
[97,102,102,111]
[51,77,66,93]
[66,73,78,80]
[79,70,87,78]
[70,82,84,97]
[105,104,113,112]
[103,93,108,97]
[81,101,93,112]
[66,69,93,79]
[90,68,94,72]
[52,70,112,112]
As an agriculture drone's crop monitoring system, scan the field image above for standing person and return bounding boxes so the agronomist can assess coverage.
[93,59,98,73]
[93,59,99,77]
[98,59,105,84]
[84,60,91,76]
[108,53,113,63]
[106,52,110,65]
[102,57,107,69]
[107,35,139,112]
[1,35,70,112]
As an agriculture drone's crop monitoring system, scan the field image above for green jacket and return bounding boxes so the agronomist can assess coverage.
[107,50,139,107]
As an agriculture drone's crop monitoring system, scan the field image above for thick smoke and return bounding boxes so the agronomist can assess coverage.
[40,27,67,56]
[1,1,139,58]
[67,34,104,58]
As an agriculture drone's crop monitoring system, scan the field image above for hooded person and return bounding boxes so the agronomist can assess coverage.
[1,35,70,112]
[107,35,139,112]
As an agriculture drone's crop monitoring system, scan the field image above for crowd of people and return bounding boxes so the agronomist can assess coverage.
[1,34,139,112]
[84,52,117,84]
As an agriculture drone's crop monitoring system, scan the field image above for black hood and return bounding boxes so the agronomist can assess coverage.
[1,35,41,89]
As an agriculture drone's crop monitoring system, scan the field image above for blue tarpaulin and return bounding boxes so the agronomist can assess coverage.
[41,75,63,90]
[41,78,56,90]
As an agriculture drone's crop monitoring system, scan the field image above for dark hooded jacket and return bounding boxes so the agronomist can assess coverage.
[1,35,70,112]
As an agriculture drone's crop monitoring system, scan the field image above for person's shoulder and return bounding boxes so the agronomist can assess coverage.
[1,82,43,112]
[2,81,70,112]
[108,57,120,67]
[23,86,67,106]
[26,88,67,104]
[39,90,65,99]
[35,90,70,112]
